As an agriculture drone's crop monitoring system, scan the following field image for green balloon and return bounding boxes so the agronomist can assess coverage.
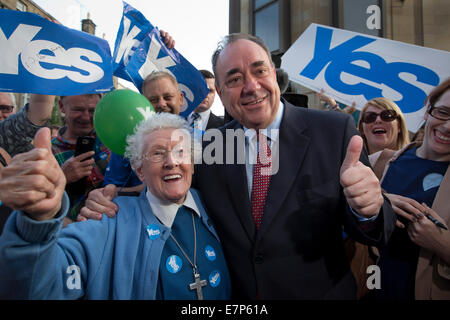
[94,89,154,156]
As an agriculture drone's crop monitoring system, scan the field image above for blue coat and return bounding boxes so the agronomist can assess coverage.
[0,188,226,299]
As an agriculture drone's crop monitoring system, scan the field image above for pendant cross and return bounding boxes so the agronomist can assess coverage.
[189,272,207,300]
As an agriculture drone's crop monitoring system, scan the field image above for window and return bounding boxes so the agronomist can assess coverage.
[16,1,27,12]
[342,0,382,36]
[255,0,273,8]
[253,0,280,52]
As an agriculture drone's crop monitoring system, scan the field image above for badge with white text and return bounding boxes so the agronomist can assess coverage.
[166,255,182,274]
[204,245,216,261]
[146,224,161,240]
[209,270,221,287]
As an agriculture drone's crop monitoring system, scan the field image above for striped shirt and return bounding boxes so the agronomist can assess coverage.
[52,127,110,220]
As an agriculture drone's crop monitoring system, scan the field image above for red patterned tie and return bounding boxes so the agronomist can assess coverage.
[251,133,272,230]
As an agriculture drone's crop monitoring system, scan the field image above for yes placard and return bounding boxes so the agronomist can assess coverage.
[281,23,450,132]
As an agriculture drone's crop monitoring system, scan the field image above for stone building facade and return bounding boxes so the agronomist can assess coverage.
[229,0,450,109]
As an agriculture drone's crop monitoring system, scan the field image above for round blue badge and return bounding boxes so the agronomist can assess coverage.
[146,224,161,240]
[204,245,216,261]
[166,255,182,274]
[209,270,221,287]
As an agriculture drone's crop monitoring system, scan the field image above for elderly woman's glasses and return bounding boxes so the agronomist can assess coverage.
[143,145,187,163]
[0,105,14,113]
[361,109,398,124]
[428,105,450,121]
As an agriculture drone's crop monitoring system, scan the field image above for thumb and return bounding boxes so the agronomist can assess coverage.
[103,184,118,201]
[342,135,363,170]
[33,127,52,151]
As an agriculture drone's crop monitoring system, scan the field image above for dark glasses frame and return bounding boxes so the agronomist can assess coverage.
[361,109,398,124]
[428,105,450,121]
[0,105,14,113]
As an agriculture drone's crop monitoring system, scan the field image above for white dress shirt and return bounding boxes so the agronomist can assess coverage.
[146,188,201,228]
[243,101,283,198]
[189,109,211,132]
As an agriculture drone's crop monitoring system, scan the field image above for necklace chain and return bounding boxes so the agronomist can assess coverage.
[169,211,198,273]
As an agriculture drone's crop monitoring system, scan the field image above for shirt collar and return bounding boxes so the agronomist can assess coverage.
[198,109,211,118]
[190,109,210,121]
[146,188,201,228]
[244,100,284,143]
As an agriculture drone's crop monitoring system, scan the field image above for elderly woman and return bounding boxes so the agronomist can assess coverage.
[0,113,231,300]
[358,97,410,155]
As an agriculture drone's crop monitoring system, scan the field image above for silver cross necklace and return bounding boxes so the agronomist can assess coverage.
[169,211,207,300]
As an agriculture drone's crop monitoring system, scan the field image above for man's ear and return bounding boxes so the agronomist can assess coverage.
[179,91,184,106]
[58,99,66,115]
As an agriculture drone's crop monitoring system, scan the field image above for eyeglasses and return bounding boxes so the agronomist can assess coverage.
[361,109,398,124]
[428,105,450,121]
[0,105,14,113]
[142,145,189,163]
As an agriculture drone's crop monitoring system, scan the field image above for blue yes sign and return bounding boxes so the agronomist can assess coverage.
[281,24,449,131]
[0,9,113,95]
[112,1,208,118]
[300,26,439,113]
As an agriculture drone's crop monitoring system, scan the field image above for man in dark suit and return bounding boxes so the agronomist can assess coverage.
[79,34,396,300]
[192,33,396,299]
[188,70,224,131]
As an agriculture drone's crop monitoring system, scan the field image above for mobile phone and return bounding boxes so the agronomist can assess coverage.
[74,136,96,158]
[67,136,96,196]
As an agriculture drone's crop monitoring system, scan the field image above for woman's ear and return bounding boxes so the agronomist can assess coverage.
[423,107,430,121]
[135,165,145,183]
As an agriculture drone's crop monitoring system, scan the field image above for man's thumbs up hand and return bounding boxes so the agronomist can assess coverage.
[340,135,383,218]
[0,128,66,220]
[341,135,364,172]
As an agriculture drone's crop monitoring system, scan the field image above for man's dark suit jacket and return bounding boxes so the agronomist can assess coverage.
[194,101,396,299]
[205,112,224,130]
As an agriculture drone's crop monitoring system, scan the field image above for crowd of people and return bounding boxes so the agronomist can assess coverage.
[0,28,448,301]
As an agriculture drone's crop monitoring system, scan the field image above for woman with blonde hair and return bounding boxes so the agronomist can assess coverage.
[358,97,410,154]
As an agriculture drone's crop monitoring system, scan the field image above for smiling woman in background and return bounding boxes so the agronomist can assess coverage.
[369,77,450,300]
[358,97,410,155]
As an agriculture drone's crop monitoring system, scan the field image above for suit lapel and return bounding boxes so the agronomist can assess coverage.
[206,113,223,130]
[223,122,255,242]
[257,103,310,238]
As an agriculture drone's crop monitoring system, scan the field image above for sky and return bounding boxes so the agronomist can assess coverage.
[32,0,229,115]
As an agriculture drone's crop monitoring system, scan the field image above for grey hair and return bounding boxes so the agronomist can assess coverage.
[211,33,274,85]
[9,93,17,109]
[125,112,202,170]
[141,70,179,94]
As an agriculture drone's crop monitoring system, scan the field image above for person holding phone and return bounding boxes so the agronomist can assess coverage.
[52,94,110,224]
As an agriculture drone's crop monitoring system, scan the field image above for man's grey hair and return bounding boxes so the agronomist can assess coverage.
[125,112,202,170]
[9,93,17,109]
[211,33,274,85]
[141,70,180,93]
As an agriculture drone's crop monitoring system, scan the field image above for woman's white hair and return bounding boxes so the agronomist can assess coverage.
[125,112,202,170]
